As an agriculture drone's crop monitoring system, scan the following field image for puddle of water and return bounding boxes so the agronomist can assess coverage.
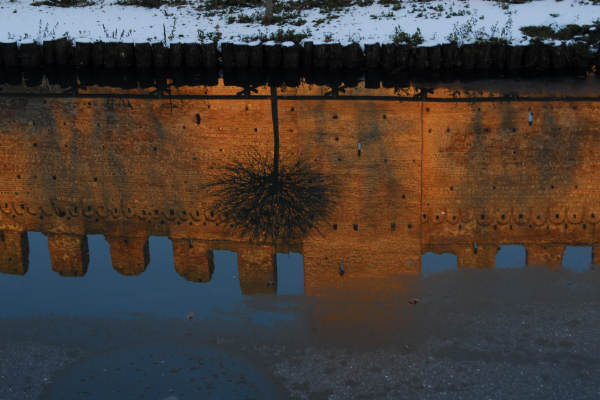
[1,76,600,398]
[562,246,592,272]
[495,245,526,269]
[0,233,243,319]
[0,232,310,322]
[40,343,283,400]
[276,252,304,295]
[421,252,457,277]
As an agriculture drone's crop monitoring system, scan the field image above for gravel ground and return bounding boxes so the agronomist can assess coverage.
[267,268,600,399]
[0,343,77,400]
[272,303,600,399]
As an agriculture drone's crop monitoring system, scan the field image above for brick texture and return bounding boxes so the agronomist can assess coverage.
[172,239,214,282]
[0,81,599,291]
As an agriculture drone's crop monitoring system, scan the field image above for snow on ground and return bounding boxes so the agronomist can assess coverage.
[0,0,598,47]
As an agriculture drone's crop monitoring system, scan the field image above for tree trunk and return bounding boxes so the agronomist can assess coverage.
[264,0,273,24]
[270,85,279,180]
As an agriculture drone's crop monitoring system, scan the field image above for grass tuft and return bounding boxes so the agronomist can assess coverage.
[115,0,187,7]
[30,0,94,6]
[520,20,600,44]
[243,28,310,43]
[391,26,424,45]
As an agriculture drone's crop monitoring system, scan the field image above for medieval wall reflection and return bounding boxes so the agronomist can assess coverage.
[0,78,599,294]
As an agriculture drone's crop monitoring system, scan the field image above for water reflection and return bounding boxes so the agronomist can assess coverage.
[0,77,599,293]
[562,245,593,272]
[0,233,241,318]
[2,74,600,400]
[207,152,336,244]
[421,252,457,277]
[495,245,526,269]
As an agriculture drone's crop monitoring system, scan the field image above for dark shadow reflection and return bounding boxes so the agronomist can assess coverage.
[207,151,337,244]
[206,83,337,245]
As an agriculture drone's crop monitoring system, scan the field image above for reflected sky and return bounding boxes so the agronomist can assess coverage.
[421,245,591,277]
[0,231,591,323]
[563,246,592,273]
[0,232,304,321]
[421,252,457,277]
[495,245,526,269]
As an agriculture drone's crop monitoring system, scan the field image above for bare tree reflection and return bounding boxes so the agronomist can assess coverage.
[207,151,336,244]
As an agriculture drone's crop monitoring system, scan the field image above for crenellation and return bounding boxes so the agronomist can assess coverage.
[172,239,214,282]
[236,244,277,295]
[0,230,29,275]
[454,243,498,269]
[47,233,89,276]
[526,244,566,269]
[592,245,600,267]
[106,235,149,276]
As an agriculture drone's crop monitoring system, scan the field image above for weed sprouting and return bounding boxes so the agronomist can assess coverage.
[31,0,94,6]
[520,21,600,44]
[115,0,187,7]
[391,26,424,45]
[242,28,310,43]
[446,15,513,45]
[197,29,222,43]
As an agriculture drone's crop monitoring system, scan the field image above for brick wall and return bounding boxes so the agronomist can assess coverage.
[0,81,599,292]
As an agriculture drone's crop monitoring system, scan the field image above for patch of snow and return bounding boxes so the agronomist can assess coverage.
[0,0,598,46]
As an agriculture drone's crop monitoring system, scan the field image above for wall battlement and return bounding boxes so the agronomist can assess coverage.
[172,239,214,283]
[106,236,150,276]
[1,229,597,294]
[47,233,89,277]
[0,230,28,275]
[1,81,600,292]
